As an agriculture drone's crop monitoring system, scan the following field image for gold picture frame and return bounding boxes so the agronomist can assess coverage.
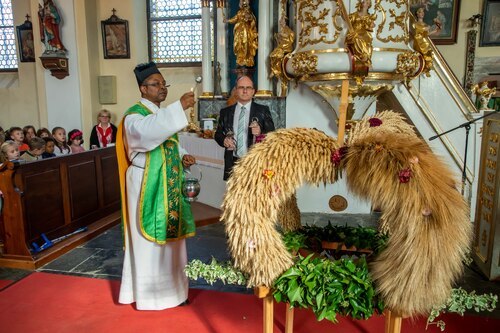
[409,0,461,45]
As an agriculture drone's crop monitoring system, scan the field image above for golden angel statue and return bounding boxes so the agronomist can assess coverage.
[226,1,258,67]
[472,81,497,111]
[413,7,440,76]
[345,0,376,68]
[269,18,295,96]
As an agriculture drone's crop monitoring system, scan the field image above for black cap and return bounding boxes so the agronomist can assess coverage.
[134,62,161,86]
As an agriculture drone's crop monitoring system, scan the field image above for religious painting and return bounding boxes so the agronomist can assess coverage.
[409,0,461,44]
[480,0,500,46]
[16,19,35,62]
[101,12,130,59]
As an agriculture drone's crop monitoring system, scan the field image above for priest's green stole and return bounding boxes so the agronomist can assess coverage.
[125,103,195,244]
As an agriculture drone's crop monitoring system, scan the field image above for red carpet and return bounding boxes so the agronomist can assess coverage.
[0,272,498,333]
[0,279,13,289]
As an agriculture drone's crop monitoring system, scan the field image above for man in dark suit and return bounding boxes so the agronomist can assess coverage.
[214,75,275,180]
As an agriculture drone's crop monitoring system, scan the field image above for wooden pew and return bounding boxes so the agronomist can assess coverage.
[0,147,121,269]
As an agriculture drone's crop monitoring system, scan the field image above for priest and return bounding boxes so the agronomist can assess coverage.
[116,62,197,310]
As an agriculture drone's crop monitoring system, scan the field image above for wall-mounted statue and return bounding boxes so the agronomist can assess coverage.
[37,0,68,79]
[226,0,258,67]
[39,0,66,53]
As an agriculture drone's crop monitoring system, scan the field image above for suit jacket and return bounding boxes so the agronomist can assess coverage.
[214,101,275,180]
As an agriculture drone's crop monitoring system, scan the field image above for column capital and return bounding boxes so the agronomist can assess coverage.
[201,0,210,8]
[216,0,226,8]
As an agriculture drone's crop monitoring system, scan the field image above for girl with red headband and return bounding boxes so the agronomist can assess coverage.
[68,129,85,153]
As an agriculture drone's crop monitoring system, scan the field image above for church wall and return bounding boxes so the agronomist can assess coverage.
[1,1,498,131]
[436,0,500,83]
[95,0,202,127]
[44,0,82,132]
[75,0,100,144]
[0,0,39,130]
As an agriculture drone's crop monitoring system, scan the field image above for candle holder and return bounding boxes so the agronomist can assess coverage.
[186,76,203,132]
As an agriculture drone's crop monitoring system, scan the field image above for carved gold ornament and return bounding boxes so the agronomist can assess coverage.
[296,0,343,48]
[291,52,318,78]
[396,51,421,81]
[311,83,394,98]
[375,0,409,44]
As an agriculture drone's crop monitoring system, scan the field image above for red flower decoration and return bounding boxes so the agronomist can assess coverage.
[331,146,348,166]
[369,117,383,127]
[399,168,412,183]
[255,134,266,143]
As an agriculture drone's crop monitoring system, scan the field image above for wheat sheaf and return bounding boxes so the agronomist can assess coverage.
[221,111,472,317]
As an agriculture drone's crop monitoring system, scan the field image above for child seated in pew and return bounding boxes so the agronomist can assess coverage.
[52,127,70,156]
[19,137,46,162]
[36,127,52,138]
[8,127,29,154]
[23,125,37,144]
[42,137,56,159]
[0,140,20,163]
[68,129,85,153]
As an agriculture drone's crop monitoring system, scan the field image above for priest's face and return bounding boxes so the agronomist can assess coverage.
[140,73,170,106]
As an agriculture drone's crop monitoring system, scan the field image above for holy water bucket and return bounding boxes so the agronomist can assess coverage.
[182,164,202,202]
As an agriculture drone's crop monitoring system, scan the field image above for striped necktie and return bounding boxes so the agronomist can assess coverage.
[236,106,246,157]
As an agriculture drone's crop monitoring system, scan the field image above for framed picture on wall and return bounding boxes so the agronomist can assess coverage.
[101,11,130,59]
[409,0,461,45]
[480,0,500,46]
[16,18,35,62]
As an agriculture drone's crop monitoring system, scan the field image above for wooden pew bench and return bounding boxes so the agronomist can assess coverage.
[0,147,120,269]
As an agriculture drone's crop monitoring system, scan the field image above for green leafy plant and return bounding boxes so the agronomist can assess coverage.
[426,287,498,331]
[272,254,384,322]
[186,227,497,330]
[185,257,248,286]
[288,222,388,254]
[281,231,308,253]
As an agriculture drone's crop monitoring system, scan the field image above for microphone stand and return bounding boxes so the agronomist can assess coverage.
[429,110,499,195]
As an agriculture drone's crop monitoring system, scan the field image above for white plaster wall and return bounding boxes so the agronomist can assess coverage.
[45,0,82,132]
[286,84,371,214]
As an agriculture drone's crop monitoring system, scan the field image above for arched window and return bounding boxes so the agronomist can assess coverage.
[0,0,18,70]
[147,0,203,66]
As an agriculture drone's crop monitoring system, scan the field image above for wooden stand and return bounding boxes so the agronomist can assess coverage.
[385,310,402,333]
[253,288,402,333]
[254,286,274,333]
[254,286,294,333]
[337,80,350,144]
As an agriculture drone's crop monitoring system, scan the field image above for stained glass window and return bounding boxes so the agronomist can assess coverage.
[148,0,204,66]
[0,0,18,70]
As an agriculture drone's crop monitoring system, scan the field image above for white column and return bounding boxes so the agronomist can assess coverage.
[469,111,486,220]
[217,0,229,95]
[201,0,213,97]
[255,0,272,96]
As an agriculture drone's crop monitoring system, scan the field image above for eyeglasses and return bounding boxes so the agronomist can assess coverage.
[142,81,170,89]
[237,86,254,91]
